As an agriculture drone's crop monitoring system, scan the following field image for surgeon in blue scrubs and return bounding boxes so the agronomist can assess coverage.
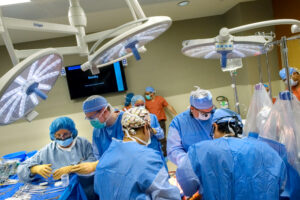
[94,107,181,200]
[176,108,287,200]
[167,86,214,166]
[71,95,125,174]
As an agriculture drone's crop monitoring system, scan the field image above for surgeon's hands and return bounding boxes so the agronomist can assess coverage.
[30,164,52,179]
[53,166,73,180]
[71,161,99,174]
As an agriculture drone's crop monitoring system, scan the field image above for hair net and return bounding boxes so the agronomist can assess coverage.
[279,67,296,80]
[82,95,108,113]
[121,107,150,135]
[49,117,78,140]
[131,95,145,106]
[190,86,213,110]
[145,86,155,93]
[125,93,134,106]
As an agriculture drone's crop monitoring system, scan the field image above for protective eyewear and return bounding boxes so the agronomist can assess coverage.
[135,104,145,107]
[55,133,71,140]
[85,106,107,121]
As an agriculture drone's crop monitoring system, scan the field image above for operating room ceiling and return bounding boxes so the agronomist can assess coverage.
[0,0,255,45]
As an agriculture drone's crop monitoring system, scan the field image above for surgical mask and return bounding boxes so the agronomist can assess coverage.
[56,137,73,147]
[285,79,298,87]
[89,106,112,129]
[145,95,152,100]
[197,112,211,120]
[90,119,106,129]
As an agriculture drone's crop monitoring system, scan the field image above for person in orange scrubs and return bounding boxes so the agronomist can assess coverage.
[145,86,177,156]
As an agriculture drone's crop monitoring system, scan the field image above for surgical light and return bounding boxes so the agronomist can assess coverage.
[177,1,190,7]
[0,48,63,125]
[82,16,171,74]
[182,19,300,68]
[0,0,30,6]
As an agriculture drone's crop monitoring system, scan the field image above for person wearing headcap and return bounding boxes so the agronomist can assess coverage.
[122,92,134,111]
[167,86,214,166]
[94,107,181,200]
[279,67,300,101]
[176,108,286,200]
[131,95,167,170]
[75,95,124,175]
[145,86,177,156]
[17,117,96,182]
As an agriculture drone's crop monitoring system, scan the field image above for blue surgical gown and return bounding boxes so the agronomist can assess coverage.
[167,109,213,166]
[176,135,287,200]
[258,136,300,200]
[92,111,124,159]
[94,139,181,200]
[17,136,96,182]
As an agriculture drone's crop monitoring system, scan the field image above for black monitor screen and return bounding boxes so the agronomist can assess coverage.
[65,61,127,99]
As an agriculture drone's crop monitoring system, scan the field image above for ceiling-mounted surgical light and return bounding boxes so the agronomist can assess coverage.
[177,1,190,7]
[82,16,172,74]
[182,19,300,68]
[0,48,63,125]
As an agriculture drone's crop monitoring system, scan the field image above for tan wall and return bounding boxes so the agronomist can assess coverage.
[0,0,285,156]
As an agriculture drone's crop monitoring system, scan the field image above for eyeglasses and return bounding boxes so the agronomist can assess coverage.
[55,132,71,140]
[85,106,107,121]
[85,110,101,121]
[192,106,214,115]
[135,104,145,107]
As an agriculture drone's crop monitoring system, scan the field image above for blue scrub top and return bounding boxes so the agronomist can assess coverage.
[176,135,287,200]
[94,139,181,200]
[92,112,124,159]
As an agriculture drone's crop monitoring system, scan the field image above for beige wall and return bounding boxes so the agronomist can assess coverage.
[0,0,285,156]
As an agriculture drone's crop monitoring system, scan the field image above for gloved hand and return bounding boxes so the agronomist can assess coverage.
[71,161,98,174]
[30,164,52,179]
[53,166,73,180]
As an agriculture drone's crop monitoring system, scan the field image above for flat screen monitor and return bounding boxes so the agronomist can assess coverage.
[65,61,127,99]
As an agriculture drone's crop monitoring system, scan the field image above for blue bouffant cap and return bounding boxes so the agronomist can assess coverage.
[279,67,296,80]
[131,95,145,106]
[145,87,155,93]
[49,117,78,140]
[82,95,108,113]
[190,86,213,110]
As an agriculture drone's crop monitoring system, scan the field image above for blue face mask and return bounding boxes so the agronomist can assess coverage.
[145,95,152,100]
[56,137,73,147]
[90,118,106,129]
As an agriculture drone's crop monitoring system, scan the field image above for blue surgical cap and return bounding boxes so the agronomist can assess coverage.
[82,95,108,113]
[190,87,213,110]
[212,108,242,125]
[49,117,78,140]
[145,87,155,93]
[279,67,296,80]
[131,95,145,106]
[125,93,134,106]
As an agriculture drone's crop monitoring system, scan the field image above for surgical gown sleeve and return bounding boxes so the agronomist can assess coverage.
[167,126,186,166]
[150,114,164,140]
[176,149,201,197]
[146,166,181,200]
[17,149,44,182]
[81,137,97,162]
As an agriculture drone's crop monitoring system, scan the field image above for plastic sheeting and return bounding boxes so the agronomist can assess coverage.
[243,83,272,136]
[260,91,300,175]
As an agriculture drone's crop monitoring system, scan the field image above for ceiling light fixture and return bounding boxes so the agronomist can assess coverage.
[0,0,31,6]
[177,1,190,7]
